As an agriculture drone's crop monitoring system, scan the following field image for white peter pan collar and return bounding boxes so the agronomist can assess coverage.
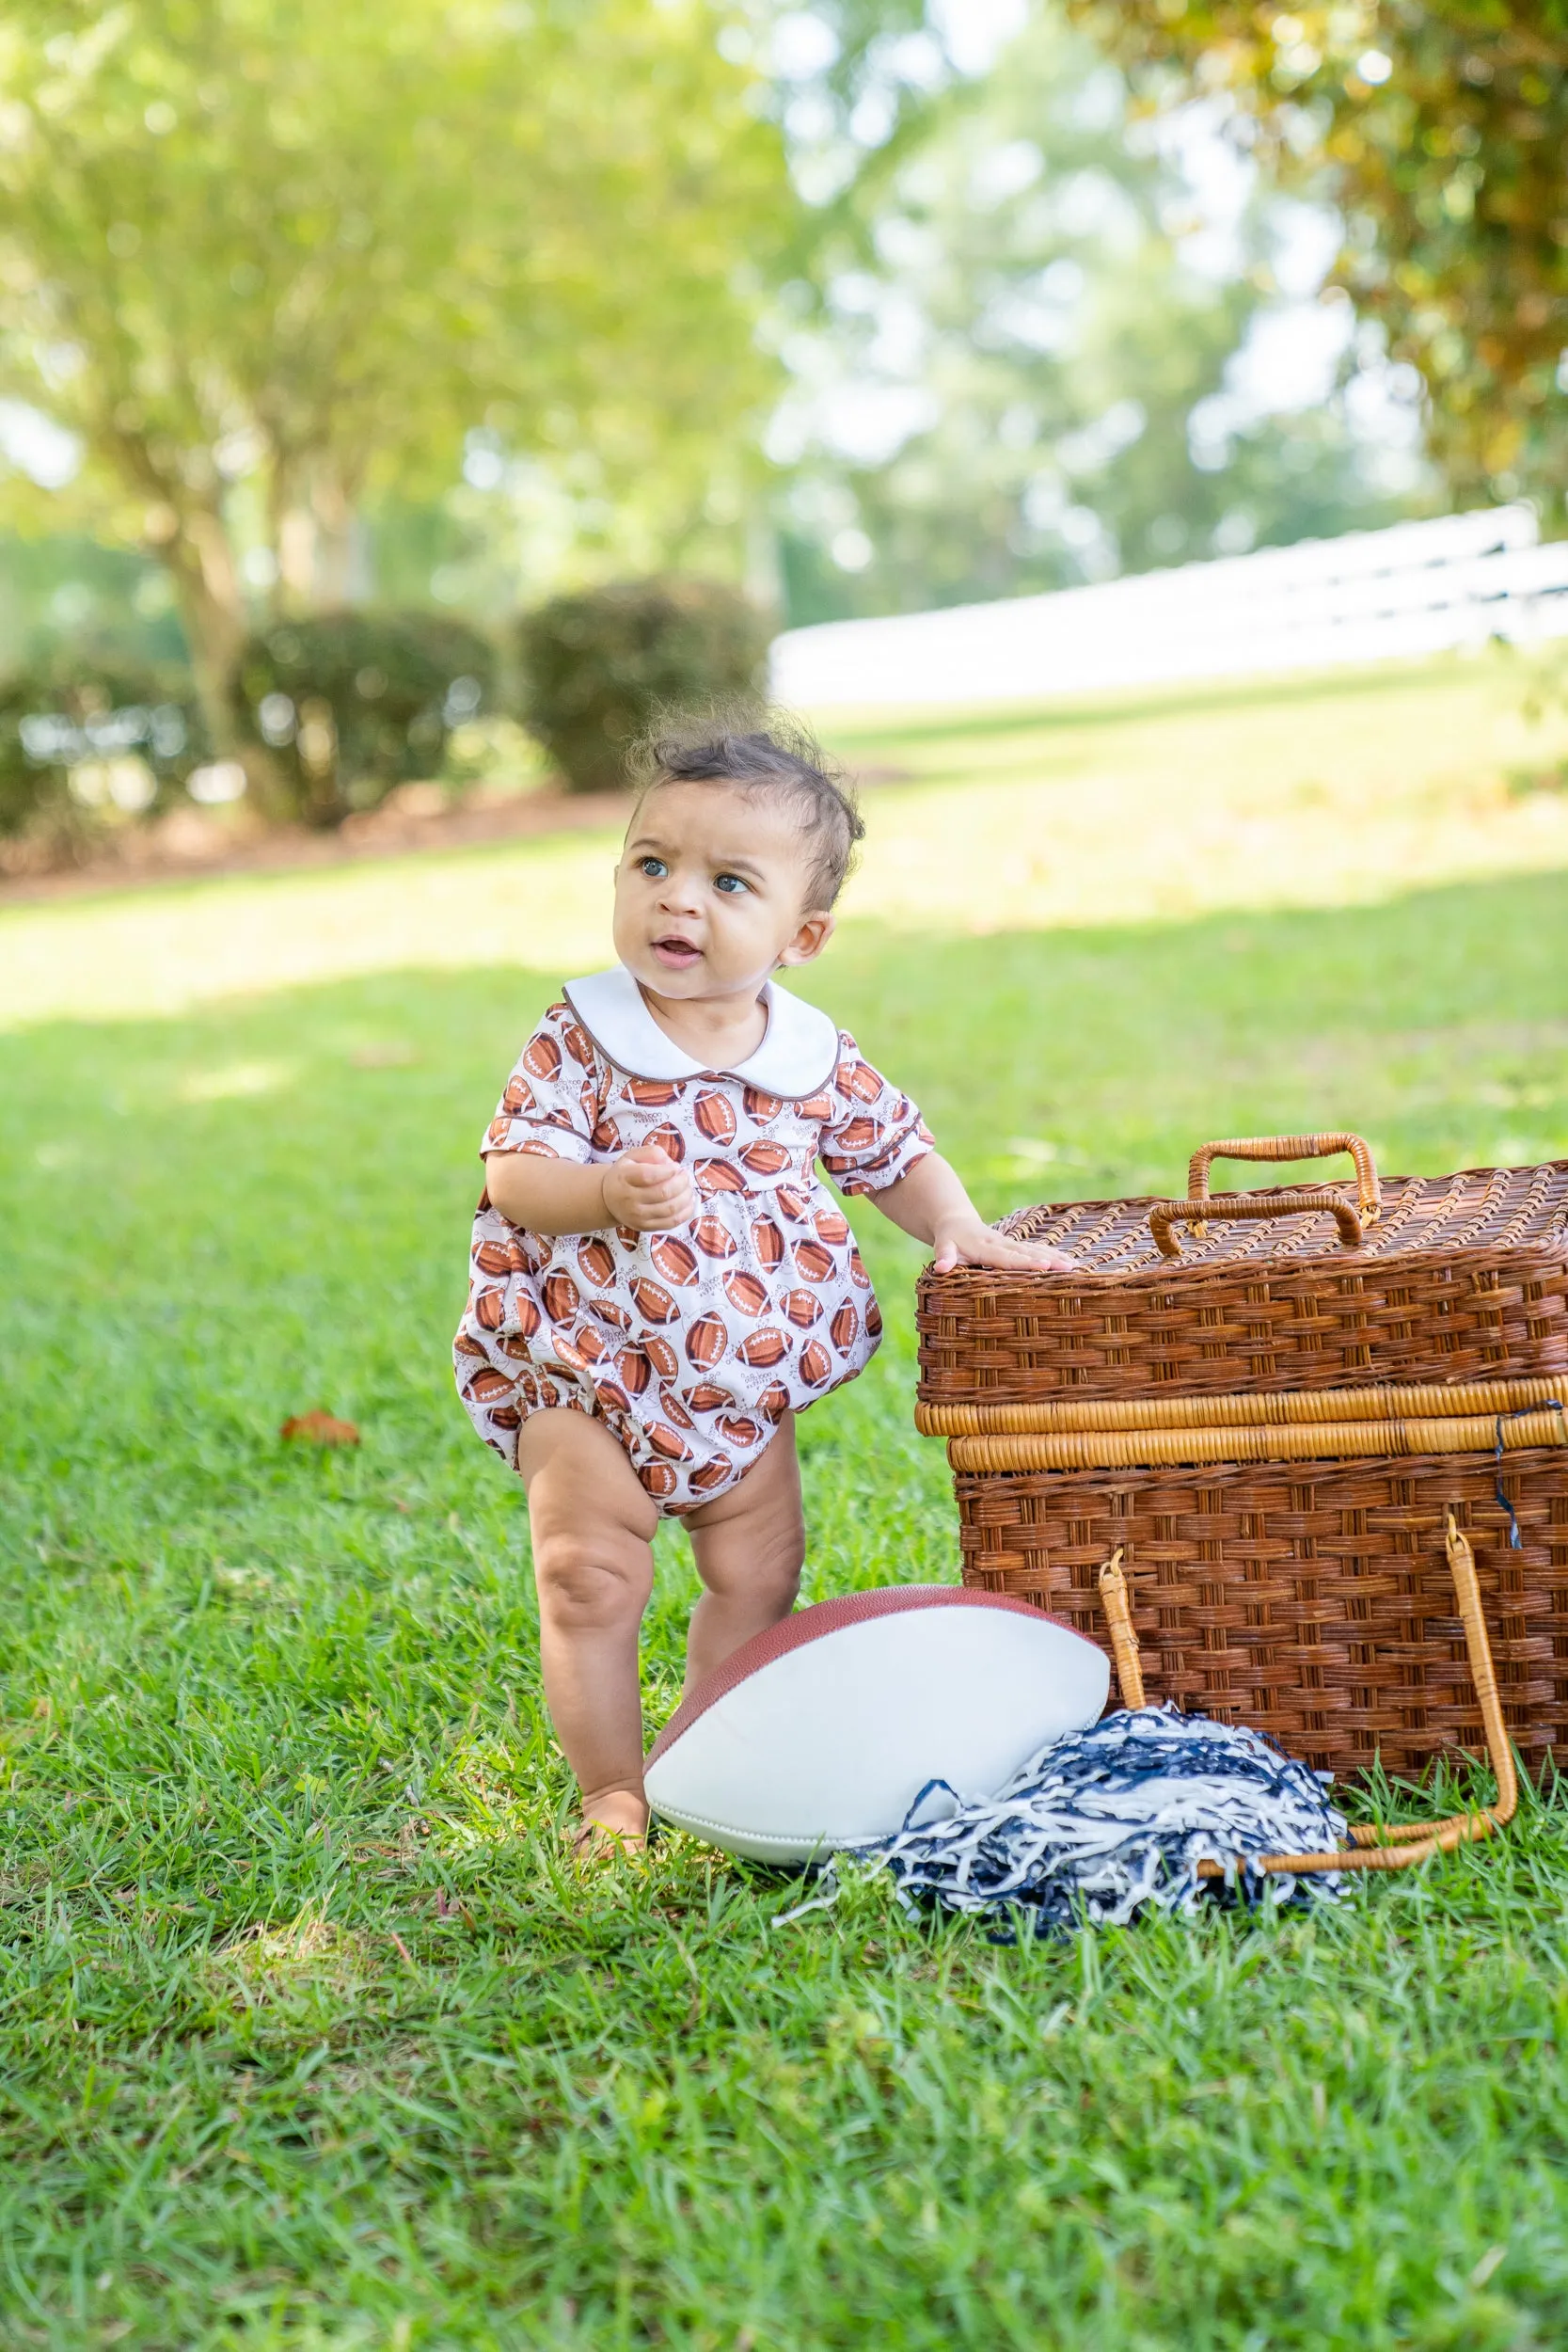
[562,965,840,1097]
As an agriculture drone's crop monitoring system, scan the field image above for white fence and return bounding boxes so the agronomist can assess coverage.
[769,505,1568,712]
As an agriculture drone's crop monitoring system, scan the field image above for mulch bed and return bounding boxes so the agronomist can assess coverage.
[0,763,914,909]
[0,784,633,908]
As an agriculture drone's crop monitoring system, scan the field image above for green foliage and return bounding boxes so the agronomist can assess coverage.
[0,0,788,717]
[518,579,769,796]
[1067,2,1568,513]
[3,822,1568,2339]
[0,532,187,674]
[0,657,204,840]
[233,612,495,827]
[770,6,1413,628]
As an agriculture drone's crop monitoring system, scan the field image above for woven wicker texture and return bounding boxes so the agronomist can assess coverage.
[1096,1529,1519,1875]
[943,1404,1567,1473]
[917,1159,1568,1406]
[916,1373,1568,1437]
[953,1449,1568,1774]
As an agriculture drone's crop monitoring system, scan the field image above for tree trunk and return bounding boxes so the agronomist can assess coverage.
[157,504,248,755]
[155,503,296,813]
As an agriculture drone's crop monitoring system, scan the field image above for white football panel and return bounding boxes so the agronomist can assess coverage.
[645,1607,1108,1861]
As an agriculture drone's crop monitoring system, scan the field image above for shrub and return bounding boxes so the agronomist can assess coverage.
[0,660,207,844]
[518,578,769,794]
[232,612,497,827]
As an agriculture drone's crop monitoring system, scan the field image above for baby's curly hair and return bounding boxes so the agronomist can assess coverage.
[627,703,865,912]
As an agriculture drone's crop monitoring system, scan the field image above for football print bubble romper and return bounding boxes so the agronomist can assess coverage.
[454,964,934,1511]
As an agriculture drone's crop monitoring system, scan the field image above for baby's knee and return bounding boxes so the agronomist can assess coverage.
[532,1531,651,1629]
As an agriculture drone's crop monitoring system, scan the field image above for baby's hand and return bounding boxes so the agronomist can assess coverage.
[601,1143,697,1233]
[931,1218,1073,1277]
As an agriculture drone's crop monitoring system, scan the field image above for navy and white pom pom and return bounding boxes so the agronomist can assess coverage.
[845,1704,1346,1934]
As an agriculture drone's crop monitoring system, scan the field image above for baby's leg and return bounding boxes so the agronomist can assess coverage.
[515,1410,658,1841]
[682,1417,804,1692]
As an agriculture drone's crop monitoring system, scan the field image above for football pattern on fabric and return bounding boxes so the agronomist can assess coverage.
[454,1000,932,1511]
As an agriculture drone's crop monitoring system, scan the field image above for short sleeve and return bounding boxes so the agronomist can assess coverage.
[816,1032,934,1197]
[480,1002,602,1166]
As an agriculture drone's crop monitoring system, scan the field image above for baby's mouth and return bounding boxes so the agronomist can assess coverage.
[652,936,703,970]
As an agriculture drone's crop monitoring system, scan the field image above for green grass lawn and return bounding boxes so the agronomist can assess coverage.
[6,675,1568,2344]
[8,651,1568,1031]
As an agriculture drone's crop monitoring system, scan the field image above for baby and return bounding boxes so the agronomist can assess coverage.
[454,713,1069,1851]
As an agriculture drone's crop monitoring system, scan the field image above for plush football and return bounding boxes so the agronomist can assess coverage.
[643,1587,1110,1863]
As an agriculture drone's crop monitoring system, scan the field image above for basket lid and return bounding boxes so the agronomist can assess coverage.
[1000,1161,1568,1280]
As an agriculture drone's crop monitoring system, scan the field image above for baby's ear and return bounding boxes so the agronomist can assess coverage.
[779,909,836,967]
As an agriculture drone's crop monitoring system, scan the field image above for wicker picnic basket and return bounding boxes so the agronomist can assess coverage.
[915,1135,1568,1776]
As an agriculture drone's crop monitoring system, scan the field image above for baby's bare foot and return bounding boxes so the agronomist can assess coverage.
[572,1787,650,1862]
[571,1820,648,1864]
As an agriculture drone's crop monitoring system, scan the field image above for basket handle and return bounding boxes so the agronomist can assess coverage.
[1188,1132,1382,1225]
[1096,1517,1518,1878]
[1150,1190,1365,1260]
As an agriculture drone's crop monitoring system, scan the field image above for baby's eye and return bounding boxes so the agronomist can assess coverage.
[636,856,669,879]
[714,871,750,895]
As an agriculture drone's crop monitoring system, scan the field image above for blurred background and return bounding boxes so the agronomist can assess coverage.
[1,0,1562,879]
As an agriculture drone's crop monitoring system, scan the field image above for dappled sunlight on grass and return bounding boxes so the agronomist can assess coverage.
[209,1909,369,2000]
[0,825,621,1028]
[177,1058,297,1103]
[837,651,1568,935]
[5,654,1568,1029]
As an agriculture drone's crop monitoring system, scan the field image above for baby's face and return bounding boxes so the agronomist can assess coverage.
[612,780,833,999]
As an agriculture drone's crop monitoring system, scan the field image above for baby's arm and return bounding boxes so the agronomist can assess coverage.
[870,1151,1072,1274]
[485,1145,696,1236]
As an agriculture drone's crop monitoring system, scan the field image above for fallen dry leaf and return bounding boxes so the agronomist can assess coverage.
[279,1410,360,1447]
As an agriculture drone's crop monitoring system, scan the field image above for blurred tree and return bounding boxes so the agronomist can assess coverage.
[1065,3,1568,516]
[767,3,1410,623]
[0,1,786,739]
